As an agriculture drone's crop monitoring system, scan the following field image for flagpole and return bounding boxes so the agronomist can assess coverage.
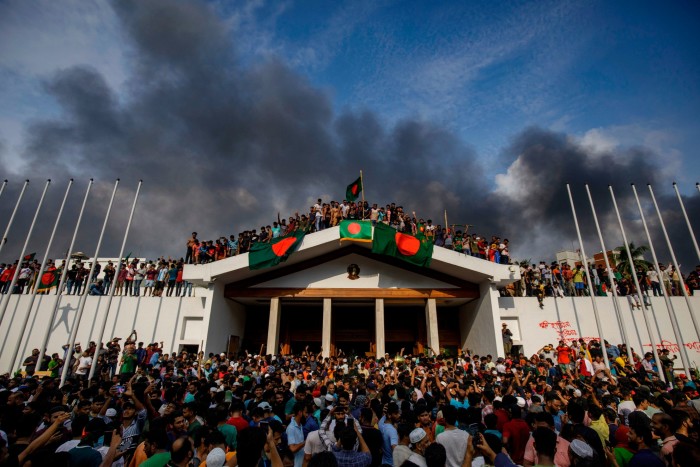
[673,182,700,262]
[87,180,142,383]
[585,185,634,364]
[609,185,665,381]
[0,180,29,258]
[0,180,7,203]
[36,179,93,372]
[0,180,50,337]
[360,170,365,219]
[7,180,73,373]
[444,210,448,234]
[566,184,610,369]
[648,184,700,342]
[632,183,692,377]
[60,179,119,387]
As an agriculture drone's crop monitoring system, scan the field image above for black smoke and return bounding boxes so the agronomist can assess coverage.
[0,0,697,269]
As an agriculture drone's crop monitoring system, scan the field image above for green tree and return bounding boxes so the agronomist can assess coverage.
[614,243,651,277]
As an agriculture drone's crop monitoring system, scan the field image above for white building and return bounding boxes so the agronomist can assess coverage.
[1,226,699,373]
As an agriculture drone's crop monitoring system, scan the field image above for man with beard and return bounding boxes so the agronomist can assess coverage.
[627,419,664,467]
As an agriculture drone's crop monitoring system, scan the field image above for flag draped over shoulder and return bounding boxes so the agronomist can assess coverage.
[345,177,362,202]
[37,268,60,292]
[339,220,372,243]
[371,222,434,267]
[249,231,305,270]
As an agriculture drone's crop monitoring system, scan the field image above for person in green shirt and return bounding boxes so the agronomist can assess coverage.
[141,427,171,467]
[214,404,237,450]
[48,353,61,378]
[120,349,138,379]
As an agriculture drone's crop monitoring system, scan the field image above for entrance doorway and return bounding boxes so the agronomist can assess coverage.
[281,304,323,355]
[384,306,426,355]
[331,304,374,357]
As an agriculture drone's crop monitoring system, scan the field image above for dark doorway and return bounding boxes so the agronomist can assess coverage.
[332,304,374,357]
[384,306,425,355]
[281,304,323,354]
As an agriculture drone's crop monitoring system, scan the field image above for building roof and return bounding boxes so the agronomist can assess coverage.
[183,226,519,288]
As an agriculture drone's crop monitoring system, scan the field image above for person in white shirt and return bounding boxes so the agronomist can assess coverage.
[436,405,469,467]
[74,352,92,378]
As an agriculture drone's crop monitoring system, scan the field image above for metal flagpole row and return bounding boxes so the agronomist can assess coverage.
[87,180,142,383]
[0,180,29,259]
[0,180,8,203]
[648,185,700,343]
[566,184,610,369]
[673,183,700,263]
[584,185,635,364]
[37,180,93,372]
[609,185,665,382]
[8,180,73,373]
[0,180,50,336]
[60,179,119,387]
[631,184,692,378]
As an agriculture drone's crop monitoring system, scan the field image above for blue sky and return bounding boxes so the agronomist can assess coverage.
[0,0,698,262]
[216,0,700,184]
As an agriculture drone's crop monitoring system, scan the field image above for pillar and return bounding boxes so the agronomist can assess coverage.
[266,298,280,355]
[425,298,440,354]
[375,299,385,358]
[322,298,332,359]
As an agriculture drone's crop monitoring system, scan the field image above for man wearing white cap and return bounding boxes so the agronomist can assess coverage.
[407,428,430,467]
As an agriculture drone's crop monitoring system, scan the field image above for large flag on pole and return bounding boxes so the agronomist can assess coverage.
[339,220,372,243]
[371,222,434,267]
[249,230,306,270]
[345,177,363,202]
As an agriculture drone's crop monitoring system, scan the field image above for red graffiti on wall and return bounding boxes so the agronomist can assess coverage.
[642,340,700,353]
[538,320,594,343]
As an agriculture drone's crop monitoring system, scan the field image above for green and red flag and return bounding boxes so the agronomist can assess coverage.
[249,230,306,270]
[345,177,363,202]
[23,252,36,262]
[37,268,60,292]
[371,222,434,267]
[339,220,372,243]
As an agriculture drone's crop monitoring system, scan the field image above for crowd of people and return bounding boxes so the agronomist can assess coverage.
[507,262,700,308]
[3,326,700,467]
[0,258,196,298]
[184,199,511,266]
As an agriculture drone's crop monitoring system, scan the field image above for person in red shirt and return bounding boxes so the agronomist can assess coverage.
[556,341,573,378]
[502,406,531,465]
[226,402,249,433]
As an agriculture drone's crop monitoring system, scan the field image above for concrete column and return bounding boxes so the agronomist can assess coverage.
[266,298,280,355]
[375,299,385,358]
[322,298,332,359]
[425,298,440,354]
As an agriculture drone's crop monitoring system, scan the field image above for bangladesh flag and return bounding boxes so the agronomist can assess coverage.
[372,222,434,267]
[345,177,362,202]
[23,252,36,262]
[339,220,372,243]
[249,231,306,270]
[37,268,60,292]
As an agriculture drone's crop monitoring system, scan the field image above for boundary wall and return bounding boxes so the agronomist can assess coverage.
[501,295,700,367]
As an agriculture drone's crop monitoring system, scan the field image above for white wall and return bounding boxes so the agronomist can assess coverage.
[460,282,504,357]
[0,293,208,373]
[499,295,700,367]
[204,282,247,356]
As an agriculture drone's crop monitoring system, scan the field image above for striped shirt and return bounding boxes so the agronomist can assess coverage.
[119,409,147,451]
